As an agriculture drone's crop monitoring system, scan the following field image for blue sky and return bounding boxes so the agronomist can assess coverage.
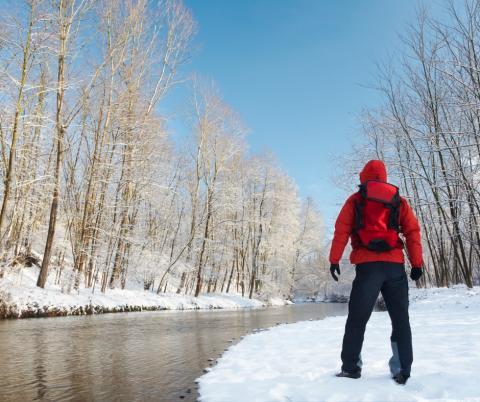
[165,0,442,231]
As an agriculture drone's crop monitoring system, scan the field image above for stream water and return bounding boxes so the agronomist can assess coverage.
[0,303,348,402]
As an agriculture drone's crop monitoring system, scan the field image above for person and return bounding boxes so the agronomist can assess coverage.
[328,160,423,385]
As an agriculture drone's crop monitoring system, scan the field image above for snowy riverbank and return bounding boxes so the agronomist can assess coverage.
[0,267,291,319]
[198,285,480,402]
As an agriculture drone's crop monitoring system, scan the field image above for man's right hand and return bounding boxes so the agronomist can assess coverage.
[410,267,422,281]
[330,264,340,281]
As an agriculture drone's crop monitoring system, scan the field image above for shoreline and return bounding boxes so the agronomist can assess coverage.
[0,284,292,320]
[197,285,480,402]
[0,301,275,320]
[0,266,293,320]
[0,266,292,320]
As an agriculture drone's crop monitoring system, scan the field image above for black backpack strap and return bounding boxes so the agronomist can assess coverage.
[358,183,367,199]
[387,190,401,231]
[353,185,366,232]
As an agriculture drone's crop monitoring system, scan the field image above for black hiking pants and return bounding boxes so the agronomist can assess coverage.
[341,262,412,376]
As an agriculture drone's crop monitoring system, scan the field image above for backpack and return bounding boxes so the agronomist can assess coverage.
[353,180,401,252]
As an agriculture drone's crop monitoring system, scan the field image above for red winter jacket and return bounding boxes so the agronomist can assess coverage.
[329,160,423,268]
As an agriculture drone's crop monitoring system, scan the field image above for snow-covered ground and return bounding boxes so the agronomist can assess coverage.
[198,286,480,402]
[0,266,291,318]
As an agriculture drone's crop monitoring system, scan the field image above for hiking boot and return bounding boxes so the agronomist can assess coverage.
[392,372,410,385]
[335,370,361,379]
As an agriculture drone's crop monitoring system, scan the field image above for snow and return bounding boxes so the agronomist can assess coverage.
[0,266,289,318]
[198,285,480,402]
[268,297,294,306]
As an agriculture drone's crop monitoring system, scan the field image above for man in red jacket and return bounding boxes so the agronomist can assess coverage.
[329,160,423,385]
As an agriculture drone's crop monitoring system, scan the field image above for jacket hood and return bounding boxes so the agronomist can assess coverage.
[359,160,387,183]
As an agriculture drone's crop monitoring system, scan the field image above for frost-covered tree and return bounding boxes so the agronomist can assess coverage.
[343,0,480,288]
[0,0,326,301]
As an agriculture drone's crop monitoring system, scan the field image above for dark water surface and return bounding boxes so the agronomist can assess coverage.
[0,303,347,402]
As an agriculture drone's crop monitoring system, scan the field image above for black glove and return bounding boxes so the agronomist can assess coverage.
[410,267,422,281]
[330,264,340,281]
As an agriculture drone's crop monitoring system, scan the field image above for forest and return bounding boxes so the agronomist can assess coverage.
[344,1,480,287]
[0,0,325,302]
[1,0,479,312]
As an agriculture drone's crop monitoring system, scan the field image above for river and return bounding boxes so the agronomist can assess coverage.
[0,303,348,402]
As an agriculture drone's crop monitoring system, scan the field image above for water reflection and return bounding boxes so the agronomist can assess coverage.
[0,303,347,402]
